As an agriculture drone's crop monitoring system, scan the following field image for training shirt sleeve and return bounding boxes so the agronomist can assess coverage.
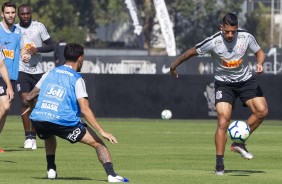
[20,31,25,50]
[39,22,51,41]
[248,34,260,53]
[35,71,50,89]
[195,36,214,55]
[75,78,88,99]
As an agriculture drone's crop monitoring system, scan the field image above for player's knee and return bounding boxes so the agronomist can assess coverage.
[21,100,29,108]
[254,104,268,119]
[0,102,10,113]
[217,116,230,130]
[259,106,268,118]
[217,121,229,131]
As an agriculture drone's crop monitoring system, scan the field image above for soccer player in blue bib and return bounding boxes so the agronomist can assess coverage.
[27,43,129,182]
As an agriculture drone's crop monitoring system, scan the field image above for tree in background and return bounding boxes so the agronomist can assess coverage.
[13,0,273,53]
[169,0,244,52]
[15,0,86,44]
[244,2,274,48]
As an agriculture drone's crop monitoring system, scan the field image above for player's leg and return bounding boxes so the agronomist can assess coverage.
[214,80,236,175]
[0,96,11,134]
[0,79,14,152]
[215,102,232,175]
[19,92,35,149]
[80,126,128,182]
[45,135,57,179]
[245,96,268,133]
[0,78,12,135]
[215,102,232,155]
[31,120,57,179]
[231,77,265,160]
[17,72,40,149]
[239,77,268,133]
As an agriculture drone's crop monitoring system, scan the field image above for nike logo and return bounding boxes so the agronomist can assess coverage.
[4,41,12,44]
[162,65,171,74]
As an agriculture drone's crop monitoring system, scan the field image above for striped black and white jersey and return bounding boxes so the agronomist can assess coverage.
[195,29,260,82]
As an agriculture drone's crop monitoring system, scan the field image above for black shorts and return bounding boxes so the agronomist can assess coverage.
[0,78,16,96]
[214,77,264,106]
[31,120,87,143]
[16,72,43,95]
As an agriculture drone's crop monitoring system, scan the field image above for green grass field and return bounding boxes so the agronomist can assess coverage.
[0,116,282,184]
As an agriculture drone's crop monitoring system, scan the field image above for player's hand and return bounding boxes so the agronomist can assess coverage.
[22,53,31,63]
[100,131,118,144]
[6,86,14,102]
[256,63,263,74]
[27,46,38,55]
[170,67,179,78]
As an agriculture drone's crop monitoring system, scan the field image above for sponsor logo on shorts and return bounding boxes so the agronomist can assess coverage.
[67,128,81,142]
[17,84,21,92]
[0,86,4,94]
[216,90,223,99]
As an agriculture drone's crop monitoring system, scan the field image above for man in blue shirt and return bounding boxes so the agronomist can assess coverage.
[0,2,29,152]
[26,43,129,182]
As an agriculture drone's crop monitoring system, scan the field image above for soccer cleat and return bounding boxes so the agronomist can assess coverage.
[47,169,57,179]
[215,163,224,175]
[31,139,37,150]
[108,175,129,183]
[0,148,4,153]
[231,142,253,160]
[24,139,32,149]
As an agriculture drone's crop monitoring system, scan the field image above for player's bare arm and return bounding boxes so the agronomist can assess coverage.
[170,47,198,78]
[78,97,118,144]
[254,49,265,74]
[26,86,40,110]
[0,59,13,101]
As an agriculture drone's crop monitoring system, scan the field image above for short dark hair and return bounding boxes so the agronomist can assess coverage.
[18,4,31,13]
[64,43,84,62]
[2,2,16,12]
[222,13,238,26]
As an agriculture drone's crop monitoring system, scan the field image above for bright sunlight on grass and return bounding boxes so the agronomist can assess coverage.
[0,116,281,184]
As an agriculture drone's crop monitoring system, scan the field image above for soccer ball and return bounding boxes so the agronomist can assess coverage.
[227,120,250,143]
[161,109,172,120]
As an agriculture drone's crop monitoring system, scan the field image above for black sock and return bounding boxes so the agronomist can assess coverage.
[25,131,31,140]
[46,155,56,171]
[103,162,117,177]
[31,132,36,140]
[216,155,224,165]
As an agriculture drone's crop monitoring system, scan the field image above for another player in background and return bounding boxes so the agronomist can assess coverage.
[16,4,54,150]
[0,2,30,152]
[26,43,129,182]
[170,13,268,175]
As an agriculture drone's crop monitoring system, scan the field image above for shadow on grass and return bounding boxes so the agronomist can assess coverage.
[2,149,25,152]
[0,160,16,163]
[32,177,106,181]
[225,170,265,176]
[19,146,45,149]
[1,147,44,152]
